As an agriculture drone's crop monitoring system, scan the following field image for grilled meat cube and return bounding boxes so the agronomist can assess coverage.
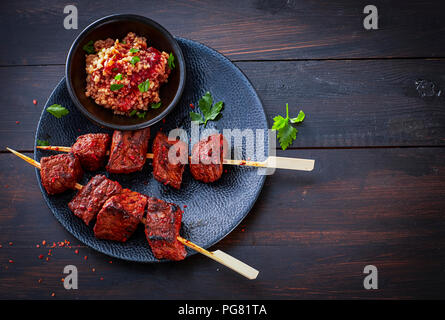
[106,128,150,174]
[93,189,146,242]
[190,134,228,183]
[144,197,186,261]
[152,132,187,189]
[68,174,122,225]
[40,153,83,195]
[71,133,111,171]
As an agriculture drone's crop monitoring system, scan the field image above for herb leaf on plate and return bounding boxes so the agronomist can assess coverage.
[37,139,50,146]
[46,104,69,119]
[189,91,224,127]
[272,103,305,150]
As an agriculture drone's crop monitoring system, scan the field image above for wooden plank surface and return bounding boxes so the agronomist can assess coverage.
[1,0,445,65]
[1,148,444,299]
[2,59,445,151]
[1,0,445,300]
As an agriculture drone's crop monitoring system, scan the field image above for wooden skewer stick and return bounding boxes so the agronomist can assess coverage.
[37,145,314,171]
[6,147,259,280]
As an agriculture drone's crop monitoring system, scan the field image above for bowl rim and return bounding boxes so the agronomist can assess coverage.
[65,14,186,130]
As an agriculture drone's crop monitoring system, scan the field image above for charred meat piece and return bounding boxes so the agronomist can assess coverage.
[106,128,150,174]
[68,174,122,225]
[145,197,186,261]
[72,133,111,171]
[152,132,187,189]
[190,134,228,183]
[40,153,83,195]
[93,189,147,242]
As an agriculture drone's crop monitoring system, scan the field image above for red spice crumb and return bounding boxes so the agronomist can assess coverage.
[9,259,14,263]
[241,228,245,232]
[33,99,37,105]
[74,249,79,254]
[51,292,55,297]
[8,242,13,246]
[84,256,88,260]
[92,268,96,272]
[189,103,195,109]
[46,257,50,262]
[109,260,112,264]
[38,254,44,259]
[224,169,228,173]
[100,277,104,281]
[61,278,64,282]
[42,240,46,246]
[36,244,40,248]
[183,205,187,208]
[15,121,20,124]
[162,119,166,124]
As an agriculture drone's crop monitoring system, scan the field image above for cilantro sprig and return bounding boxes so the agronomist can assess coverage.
[46,104,69,119]
[189,92,223,127]
[272,103,305,150]
[37,139,50,146]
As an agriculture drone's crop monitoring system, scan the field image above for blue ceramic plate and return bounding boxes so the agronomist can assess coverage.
[35,38,268,262]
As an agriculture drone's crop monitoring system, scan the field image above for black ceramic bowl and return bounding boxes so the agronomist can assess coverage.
[65,14,186,130]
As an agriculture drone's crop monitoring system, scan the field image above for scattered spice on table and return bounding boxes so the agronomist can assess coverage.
[33,99,37,105]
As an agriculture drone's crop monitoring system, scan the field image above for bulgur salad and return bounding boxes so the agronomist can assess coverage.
[84,32,173,117]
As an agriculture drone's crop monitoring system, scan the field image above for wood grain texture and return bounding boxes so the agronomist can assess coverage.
[2,60,445,150]
[1,0,445,65]
[1,148,444,299]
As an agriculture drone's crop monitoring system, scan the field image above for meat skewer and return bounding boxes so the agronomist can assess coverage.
[37,134,315,171]
[6,147,259,280]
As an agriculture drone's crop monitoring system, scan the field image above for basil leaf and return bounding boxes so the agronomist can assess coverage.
[129,48,139,53]
[129,110,137,117]
[114,74,122,80]
[110,84,124,91]
[46,104,69,119]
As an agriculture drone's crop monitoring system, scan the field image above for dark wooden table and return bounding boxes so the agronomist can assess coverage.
[1,0,445,300]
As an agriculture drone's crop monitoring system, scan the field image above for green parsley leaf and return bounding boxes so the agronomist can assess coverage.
[191,92,224,127]
[136,111,146,119]
[129,110,138,117]
[110,84,124,91]
[46,104,69,119]
[114,74,122,81]
[129,48,139,53]
[82,40,95,54]
[138,79,150,93]
[272,103,305,150]
[37,139,50,146]
[290,110,305,124]
[168,53,175,69]
[130,56,140,66]
[189,112,205,124]
[151,102,161,109]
